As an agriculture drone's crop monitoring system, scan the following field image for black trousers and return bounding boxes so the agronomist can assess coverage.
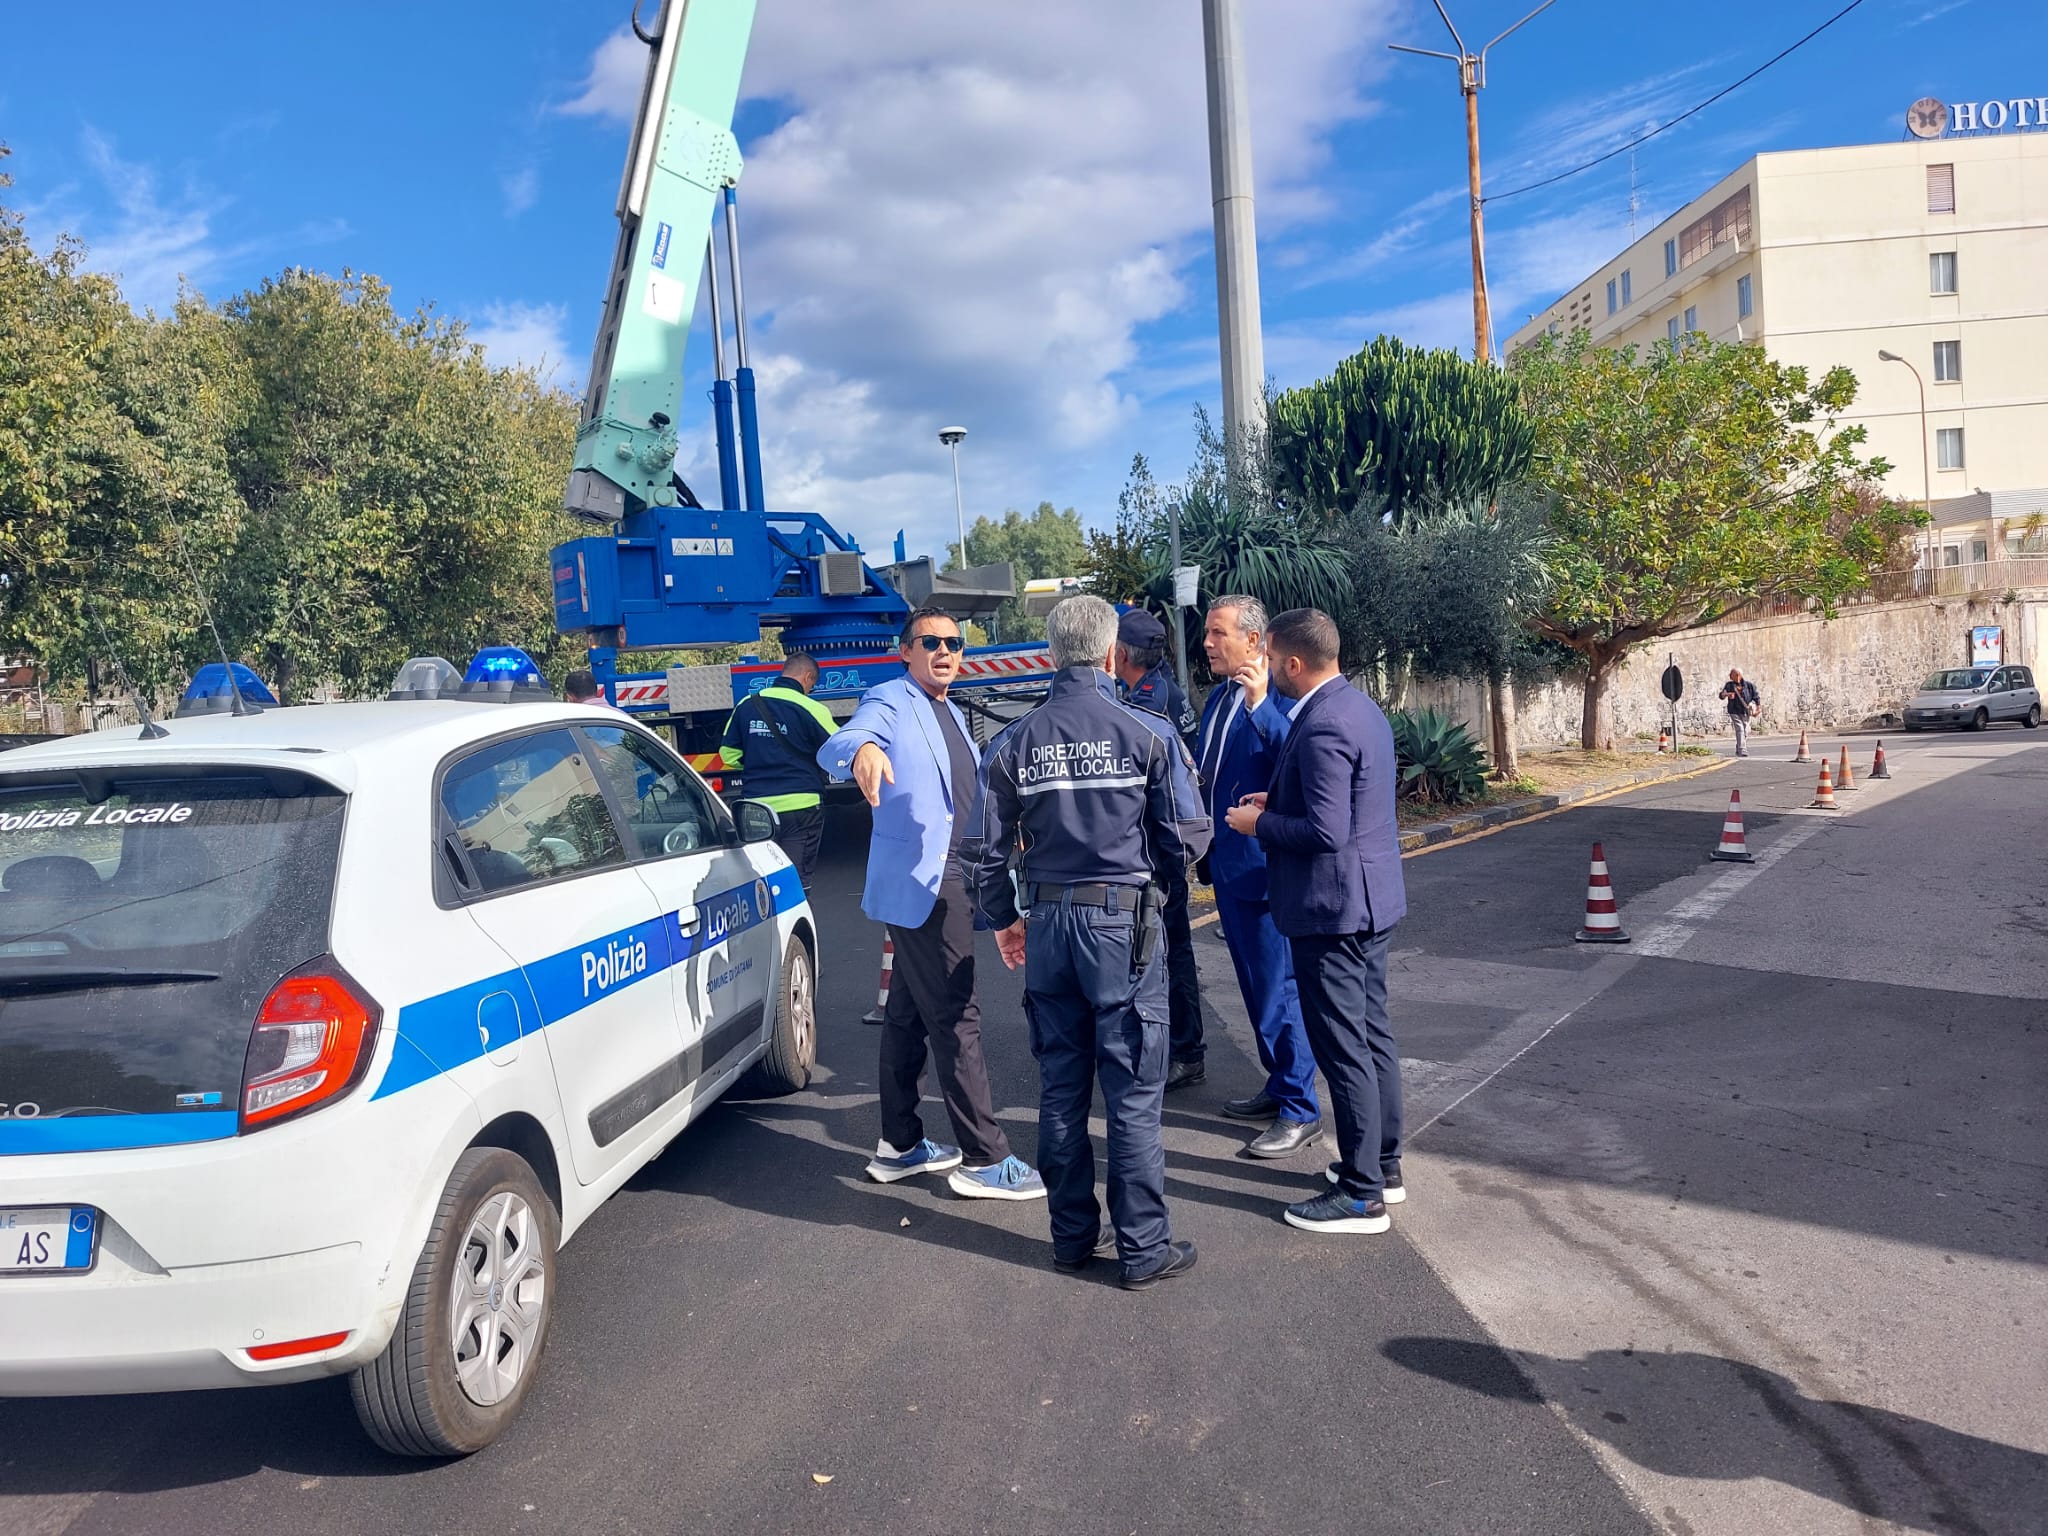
[773,805,824,885]
[1161,864,1204,1063]
[880,871,1011,1167]
[1289,930,1403,1202]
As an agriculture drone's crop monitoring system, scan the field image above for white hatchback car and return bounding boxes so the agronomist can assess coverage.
[0,681,817,1455]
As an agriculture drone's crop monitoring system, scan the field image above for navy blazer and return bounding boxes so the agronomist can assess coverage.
[1194,680,1293,900]
[1254,676,1408,939]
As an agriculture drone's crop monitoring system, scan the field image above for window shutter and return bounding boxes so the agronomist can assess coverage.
[1927,164,1956,214]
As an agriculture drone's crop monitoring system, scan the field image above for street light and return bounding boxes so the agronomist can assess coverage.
[938,426,968,571]
[1877,350,1935,582]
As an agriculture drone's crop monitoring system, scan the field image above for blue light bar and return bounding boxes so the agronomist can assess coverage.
[463,646,544,686]
[180,663,278,707]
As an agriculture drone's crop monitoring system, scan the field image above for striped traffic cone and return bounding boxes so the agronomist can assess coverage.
[1835,744,1857,791]
[1793,730,1814,763]
[1575,843,1631,944]
[1809,758,1840,810]
[861,937,893,1026]
[1869,741,1891,780]
[1710,790,1755,863]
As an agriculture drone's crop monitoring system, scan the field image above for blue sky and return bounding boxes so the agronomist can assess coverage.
[2,0,2034,566]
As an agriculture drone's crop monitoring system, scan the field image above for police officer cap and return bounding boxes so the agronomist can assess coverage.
[1117,609,1167,648]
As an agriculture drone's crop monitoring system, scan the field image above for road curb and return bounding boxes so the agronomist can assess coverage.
[1398,757,1730,856]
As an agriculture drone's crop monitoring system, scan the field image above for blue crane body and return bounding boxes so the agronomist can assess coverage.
[551,0,1050,750]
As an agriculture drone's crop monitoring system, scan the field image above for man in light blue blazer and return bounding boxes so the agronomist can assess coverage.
[819,605,1045,1202]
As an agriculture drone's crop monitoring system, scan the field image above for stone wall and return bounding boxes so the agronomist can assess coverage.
[1401,589,2048,750]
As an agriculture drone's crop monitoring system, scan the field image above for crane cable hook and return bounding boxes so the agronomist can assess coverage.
[630,0,661,46]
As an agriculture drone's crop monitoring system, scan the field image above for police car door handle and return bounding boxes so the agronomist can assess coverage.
[677,908,703,937]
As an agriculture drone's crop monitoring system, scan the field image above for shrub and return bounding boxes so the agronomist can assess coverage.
[1389,708,1489,805]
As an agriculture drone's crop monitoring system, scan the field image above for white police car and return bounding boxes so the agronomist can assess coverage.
[0,650,817,1455]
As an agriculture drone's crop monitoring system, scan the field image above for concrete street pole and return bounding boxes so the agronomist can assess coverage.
[1203,0,1266,464]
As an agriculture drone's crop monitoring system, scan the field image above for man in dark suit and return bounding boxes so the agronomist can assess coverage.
[1223,608,1409,1234]
[1193,596,1323,1159]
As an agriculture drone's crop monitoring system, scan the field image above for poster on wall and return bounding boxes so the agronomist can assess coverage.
[1969,626,2003,666]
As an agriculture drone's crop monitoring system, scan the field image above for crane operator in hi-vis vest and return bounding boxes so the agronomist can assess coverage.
[720,654,836,883]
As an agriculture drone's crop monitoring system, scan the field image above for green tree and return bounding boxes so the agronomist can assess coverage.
[1080,455,1167,605]
[216,270,579,698]
[1269,335,1535,523]
[0,151,242,691]
[1513,330,1920,748]
[956,500,1087,641]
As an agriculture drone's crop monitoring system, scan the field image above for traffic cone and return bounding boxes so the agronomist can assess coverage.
[1657,726,1670,753]
[1710,790,1755,863]
[1835,744,1857,791]
[861,937,893,1026]
[1869,741,1891,780]
[1793,730,1814,763]
[1575,842,1631,944]
[1809,758,1840,810]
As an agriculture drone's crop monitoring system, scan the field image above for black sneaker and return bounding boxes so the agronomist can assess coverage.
[1284,1190,1390,1234]
[1120,1240,1198,1290]
[1163,1058,1207,1092]
[1325,1164,1405,1203]
[1053,1230,1118,1274]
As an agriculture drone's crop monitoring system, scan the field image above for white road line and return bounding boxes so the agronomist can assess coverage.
[1629,819,1828,958]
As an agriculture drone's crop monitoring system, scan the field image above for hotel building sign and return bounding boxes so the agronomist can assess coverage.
[1908,95,2048,137]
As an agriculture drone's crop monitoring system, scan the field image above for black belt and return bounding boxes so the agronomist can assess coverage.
[1028,881,1156,910]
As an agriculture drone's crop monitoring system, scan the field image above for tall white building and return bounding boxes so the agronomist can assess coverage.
[1506,116,2048,574]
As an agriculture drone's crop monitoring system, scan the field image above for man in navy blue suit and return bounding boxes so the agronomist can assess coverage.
[1224,608,1409,1233]
[1193,596,1324,1160]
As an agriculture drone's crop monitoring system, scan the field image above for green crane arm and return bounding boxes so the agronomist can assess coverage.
[566,0,757,522]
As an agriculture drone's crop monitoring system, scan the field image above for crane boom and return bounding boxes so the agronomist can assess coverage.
[566,0,757,522]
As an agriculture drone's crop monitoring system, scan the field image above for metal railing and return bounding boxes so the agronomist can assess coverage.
[1861,557,2048,603]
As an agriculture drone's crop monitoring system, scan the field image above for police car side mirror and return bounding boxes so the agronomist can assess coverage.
[735,800,780,845]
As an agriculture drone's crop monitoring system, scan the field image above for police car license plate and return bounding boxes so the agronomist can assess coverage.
[0,1206,96,1272]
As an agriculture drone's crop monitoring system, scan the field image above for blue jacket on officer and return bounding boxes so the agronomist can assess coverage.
[972,597,1211,1287]
[1114,609,1199,748]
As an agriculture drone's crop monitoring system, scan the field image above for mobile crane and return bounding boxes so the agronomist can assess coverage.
[548,0,1053,774]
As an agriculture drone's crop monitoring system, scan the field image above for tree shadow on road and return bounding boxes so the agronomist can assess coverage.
[1382,1335,2047,1536]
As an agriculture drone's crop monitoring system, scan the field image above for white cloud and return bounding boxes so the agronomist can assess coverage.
[502,165,540,217]
[558,30,647,123]
[469,300,582,390]
[65,129,226,313]
[586,0,1395,559]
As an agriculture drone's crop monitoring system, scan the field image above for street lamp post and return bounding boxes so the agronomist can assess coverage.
[938,426,968,570]
[1877,351,1935,585]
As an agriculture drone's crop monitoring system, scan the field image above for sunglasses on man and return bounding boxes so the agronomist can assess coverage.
[911,634,965,654]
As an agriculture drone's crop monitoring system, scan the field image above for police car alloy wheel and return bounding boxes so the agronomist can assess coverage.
[743,938,816,1096]
[351,1148,560,1457]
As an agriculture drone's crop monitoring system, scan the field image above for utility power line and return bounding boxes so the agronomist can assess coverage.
[1484,0,1872,205]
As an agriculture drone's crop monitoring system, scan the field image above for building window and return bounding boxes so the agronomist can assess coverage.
[1941,545,1961,567]
[1737,274,1753,318]
[1667,316,1681,344]
[1678,187,1752,269]
[1683,305,1698,333]
[1930,251,1957,294]
[1933,340,1961,382]
[1969,538,1988,566]
[1606,278,1617,315]
[1936,427,1965,469]
[1927,164,1955,214]
[1620,269,1632,305]
[1665,238,1677,277]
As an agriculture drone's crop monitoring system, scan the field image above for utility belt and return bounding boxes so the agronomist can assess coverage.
[1026,880,1163,971]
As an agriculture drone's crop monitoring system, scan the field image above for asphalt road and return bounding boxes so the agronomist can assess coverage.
[3,727,2043,1536]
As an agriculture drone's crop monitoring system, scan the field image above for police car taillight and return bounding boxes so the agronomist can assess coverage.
[240,963,382,1132]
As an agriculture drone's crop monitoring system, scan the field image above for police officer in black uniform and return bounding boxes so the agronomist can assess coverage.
[1112,609,1206,1091]
[976,595,1212,1290]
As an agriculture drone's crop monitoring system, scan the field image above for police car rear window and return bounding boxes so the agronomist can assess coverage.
[0,769,346,1124]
